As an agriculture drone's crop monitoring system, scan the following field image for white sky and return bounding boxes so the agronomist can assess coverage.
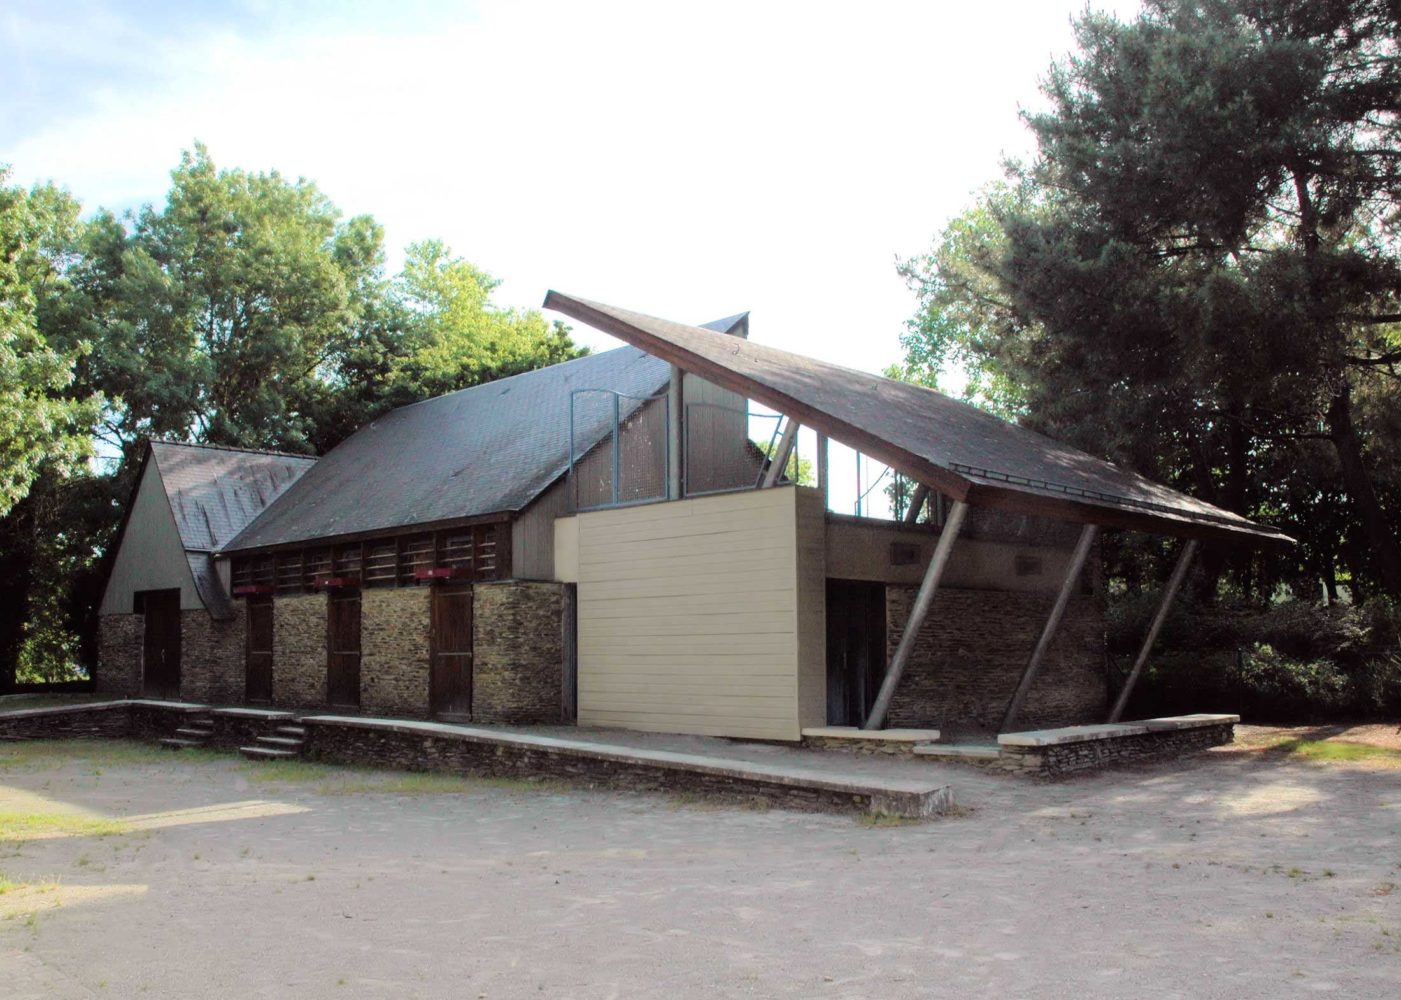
[3,0,1142,513]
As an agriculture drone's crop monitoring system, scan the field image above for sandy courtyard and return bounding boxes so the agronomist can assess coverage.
[1,735,1398,999]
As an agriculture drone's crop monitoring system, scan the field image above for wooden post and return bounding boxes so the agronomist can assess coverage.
[1108,539,1198,723]
[864,500,969,730]
[762,418,799,488]
[667,366,684,500]
[904,483,930,524]
[1001,524,1099,733]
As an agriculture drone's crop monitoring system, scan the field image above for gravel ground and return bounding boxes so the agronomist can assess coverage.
[1,735,1399,999]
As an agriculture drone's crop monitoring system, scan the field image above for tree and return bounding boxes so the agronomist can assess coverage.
[898,0,1401,599]
[0,170,99,519]
[2,145,587,682]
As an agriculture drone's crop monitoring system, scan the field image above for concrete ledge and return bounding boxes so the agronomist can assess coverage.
[0,700,130,721]
[302,716,954,818]
[801,726,942,756]
[210,707,296,721]
[1141,714,1240,731]
[801,727,941,743]
[999,723,1150,747]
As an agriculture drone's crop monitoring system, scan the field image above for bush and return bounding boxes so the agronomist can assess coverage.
[1111,596,1401,723]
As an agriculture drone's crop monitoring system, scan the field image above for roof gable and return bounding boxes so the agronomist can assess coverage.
[542,292,1290,544]
[149,442,317,551]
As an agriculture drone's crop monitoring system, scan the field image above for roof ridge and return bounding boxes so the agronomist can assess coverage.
[384,344,636,417]
[149,439,318,462]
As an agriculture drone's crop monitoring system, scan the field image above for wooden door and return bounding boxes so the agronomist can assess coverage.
[430,584,473,719]
[245,597,274,704]
[326,590,362,709]
[825,580,887,727]
[139,588,182,699]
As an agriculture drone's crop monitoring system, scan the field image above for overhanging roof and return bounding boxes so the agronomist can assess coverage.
[543,292,1291,544]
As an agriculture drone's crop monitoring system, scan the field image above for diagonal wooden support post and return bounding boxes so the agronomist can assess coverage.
[903,483,930,524]
[1108,539,1198,723]
[863,499,968,730]
[761,418,800,488]
[1001,523,1099,733]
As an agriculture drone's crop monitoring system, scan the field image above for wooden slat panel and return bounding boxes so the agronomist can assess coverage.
[574,487,802,740]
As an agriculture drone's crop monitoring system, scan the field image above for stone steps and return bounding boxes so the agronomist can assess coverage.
[239,726,307,762]
[238,745,300,761]
[159,715,213,751]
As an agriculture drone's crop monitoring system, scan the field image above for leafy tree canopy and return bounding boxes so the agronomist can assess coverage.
[2,145,586,683]
[897,0,1401,600]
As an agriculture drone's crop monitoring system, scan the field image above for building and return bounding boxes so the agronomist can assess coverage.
[96,296,1287,741]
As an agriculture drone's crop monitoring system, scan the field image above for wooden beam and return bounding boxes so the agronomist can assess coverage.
[1001,523,1099,733]
[761,419,800,488]
[904,483,930,524]
[864,500,969,730]
[1108,539,1198,723]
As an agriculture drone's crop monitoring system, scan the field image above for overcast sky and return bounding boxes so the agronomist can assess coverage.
[4,0,1142,371]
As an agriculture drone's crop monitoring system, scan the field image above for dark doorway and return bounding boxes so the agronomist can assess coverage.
[245,596,273,704]
[138,588,182,699]
[825,579,887,727]
[429,583,474,720]
[326,589,362,709]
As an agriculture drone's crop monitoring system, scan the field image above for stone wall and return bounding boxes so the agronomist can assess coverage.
[473,581,564,724]
[360,587,431,717]
[885,586,1107,736]
[180,607,246,705]
[273,592,328,708]
[0,701,132,740]
[96,614,143,697]
[300,717,950,818]
[999,722,1235,777]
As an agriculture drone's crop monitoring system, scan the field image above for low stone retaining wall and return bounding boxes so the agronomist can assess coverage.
[0,701,132,741]
[301,716,952,818]
[997,715,1238,777]
[0,701,953,818]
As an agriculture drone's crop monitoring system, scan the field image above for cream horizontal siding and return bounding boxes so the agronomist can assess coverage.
[572,487,803,740]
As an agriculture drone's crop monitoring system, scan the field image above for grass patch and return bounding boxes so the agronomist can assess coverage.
[0,811,129,843]
[1275,739,1401,765]
[856,812,922,828]
[0,739,216,771]
[241,759,568,796]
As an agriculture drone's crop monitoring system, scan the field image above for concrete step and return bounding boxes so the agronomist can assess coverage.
[238,745,299,761]
[275,725,307,738]
[159,737,205,750]
[912,743,1000,761]
[255,736,304,749]
[174,727,211,739]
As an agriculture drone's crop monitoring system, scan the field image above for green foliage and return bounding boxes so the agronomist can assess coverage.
[1,145,586,684]
[1110,595,1401,722]
[0,170,100,519]
[752,436,815,486]
[895,0,1401,600]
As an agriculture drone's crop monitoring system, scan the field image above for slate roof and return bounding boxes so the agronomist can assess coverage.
[146,442,317,615]
[542,293,1291,544]
[222,346,674,553]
